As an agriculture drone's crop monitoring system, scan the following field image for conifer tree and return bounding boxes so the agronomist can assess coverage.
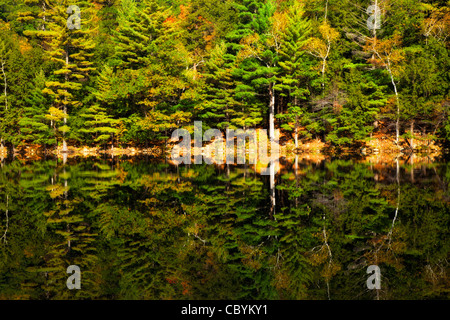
[112,0,191,142]
[275,3,314,148]
[78,104,121,148]
[24,0,96,151]
[229,0,278,133]
[199,41,238,130]
[18,69,55,146]
[0,32,10,148]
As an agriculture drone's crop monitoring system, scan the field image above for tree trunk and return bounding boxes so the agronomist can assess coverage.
[1,194,8,243]
[294,115,298,149]
[388,157,400,249]
[322,57,327,94]
[41,1,46,31]
[62,47,69,153]
[270,160,276,219]
[410,120,414,151]
[295,155,298,208]
[269,83,275,142]
[1,60,7,111]
[386,60,400,146]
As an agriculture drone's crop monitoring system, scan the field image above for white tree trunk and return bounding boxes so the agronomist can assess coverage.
[386,60,400,146]
[294,116,299,149]
[388,157,400,247]
[62,47,69,153]
[1,194,9,243]
[269,84,275,142]
[1,60,7,111]
[270,160,276,218]
[1,58,7,153]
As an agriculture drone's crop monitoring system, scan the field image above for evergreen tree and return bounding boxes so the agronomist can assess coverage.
[78,104,122,148]
[228,0,278,132]
[0,30,10,148]
[326,65,387,146]
[24,0,96,151]
[199,41,238,130]
[275,3,314,148]
[18,69,55,146]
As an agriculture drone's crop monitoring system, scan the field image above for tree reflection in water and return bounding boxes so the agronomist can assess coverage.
[0,155,448,300]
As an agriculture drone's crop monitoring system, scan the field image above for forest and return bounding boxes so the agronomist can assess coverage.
[0,0,448,154]
[0,0,449,301]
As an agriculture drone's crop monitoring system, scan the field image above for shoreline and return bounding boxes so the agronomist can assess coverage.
[0,137,444,164]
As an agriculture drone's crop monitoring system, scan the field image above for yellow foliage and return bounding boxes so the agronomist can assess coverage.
[267,11,288,49]
[46,184,66,199]
[306,37,328,59]
[305,22,338,60]
[422,7,450,43]
[320,262,341,280]
[45,106,67,122]
[0,21,10,32]
[318,22,339,43]
[237,33,262,61]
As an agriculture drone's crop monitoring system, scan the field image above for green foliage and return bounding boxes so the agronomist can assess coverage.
[0,158,448,299]
[0,0,448,147]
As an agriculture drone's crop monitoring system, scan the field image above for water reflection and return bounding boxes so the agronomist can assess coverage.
[0,156,448,299]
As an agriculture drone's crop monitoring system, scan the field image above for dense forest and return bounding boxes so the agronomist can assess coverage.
[0,0,449,153]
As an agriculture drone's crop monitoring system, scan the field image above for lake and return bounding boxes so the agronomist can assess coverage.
[0,154,448,299]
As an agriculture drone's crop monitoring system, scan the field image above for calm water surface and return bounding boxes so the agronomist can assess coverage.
[0,155,448,299]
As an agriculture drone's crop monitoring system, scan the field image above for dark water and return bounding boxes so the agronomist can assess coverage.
[0,156,448,300]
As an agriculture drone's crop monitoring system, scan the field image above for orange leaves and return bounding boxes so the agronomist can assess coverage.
[365,34,403,65]
[365,33,404,79]
[18,38,32,54]
[181,280,192,296]
[179,4,189,21]
[169,4,216,52]
[0,21,10,32]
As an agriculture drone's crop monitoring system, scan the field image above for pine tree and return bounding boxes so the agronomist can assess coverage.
[199,41,238,130]
[112,0,192,142]
[78,104,121,148]
[0,25,39,150]
[229,0,278,132]
[275,3,314,148]
[0,31,10,148]
[113,0,168,70]
[326,65,387,146]
[18,69,55,146]
[24,0,96,151]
